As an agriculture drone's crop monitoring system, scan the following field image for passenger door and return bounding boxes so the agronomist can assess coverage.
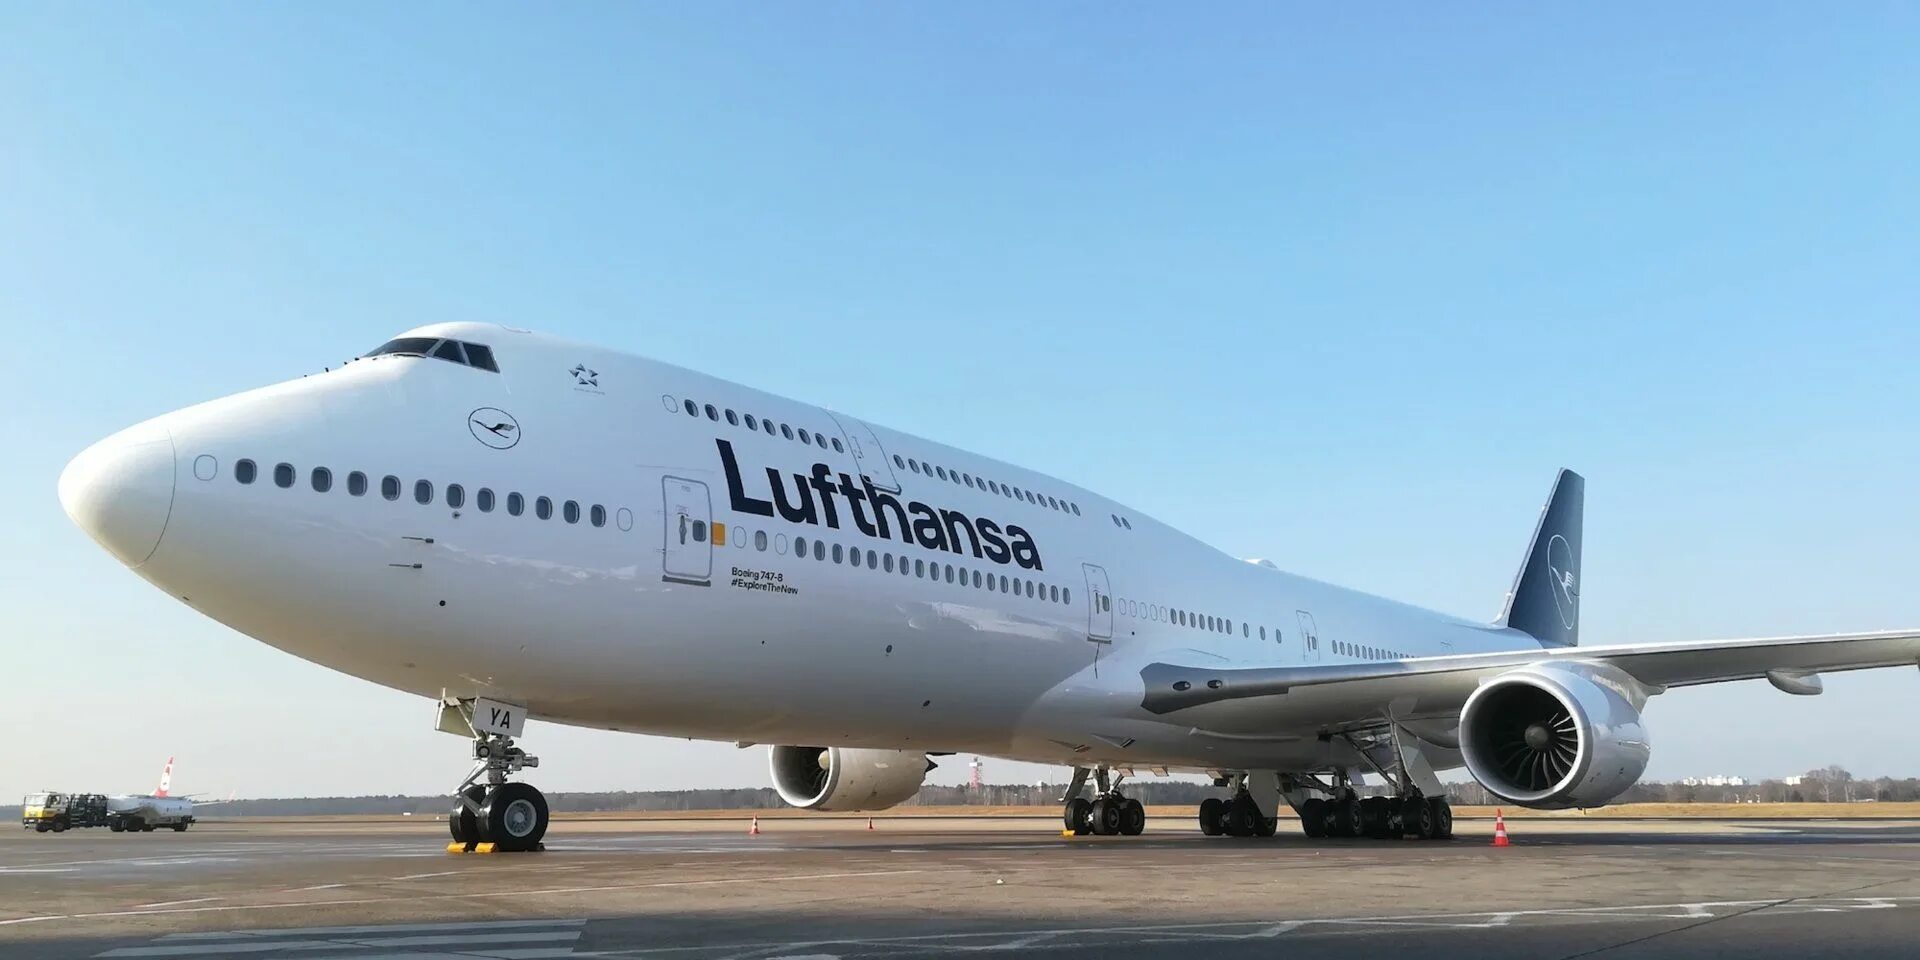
[1083,563,1113,642]
[662,476,712,586]
[827,413,901,494]
[1297,610,1320,662]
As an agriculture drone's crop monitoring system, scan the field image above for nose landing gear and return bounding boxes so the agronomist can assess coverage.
[440,697,548,853]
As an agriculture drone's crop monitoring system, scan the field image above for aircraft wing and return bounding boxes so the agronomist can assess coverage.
[1139,628,1920,715]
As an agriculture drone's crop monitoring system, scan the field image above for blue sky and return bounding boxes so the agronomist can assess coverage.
[3,5,1917,800]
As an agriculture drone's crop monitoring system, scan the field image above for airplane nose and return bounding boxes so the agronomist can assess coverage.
[59,420,176,568]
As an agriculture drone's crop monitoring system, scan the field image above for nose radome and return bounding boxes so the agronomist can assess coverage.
[59,419,176,568]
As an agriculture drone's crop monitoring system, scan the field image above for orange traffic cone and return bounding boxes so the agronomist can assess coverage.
[1491,808,1510,847]
[749,817,761,836]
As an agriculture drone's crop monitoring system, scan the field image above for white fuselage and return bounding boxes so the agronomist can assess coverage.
[64,323,1545,775]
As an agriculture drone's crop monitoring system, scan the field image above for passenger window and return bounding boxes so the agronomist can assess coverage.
[798,428,812,445]
[936,466,948,481]
[915,558,925,577]
[311,467,331,493]
[972,570,982,588]
[867,551,878,569]
[432,339,466,364]
[883,553,894,572]
[781,424,794,440]
[684,400,698,417]
[832,437,844,453]
[414,480,433,505]
[1063,587,1071,604]
[477,488,495,512]
[382,475,401,501]
[535,496,553,520]
[590,504,606,527]
[832,543,844,564]
[464,343,499,373]
[691,520,707,541]
[726,409,739,426]
[235,459,257,484]
[795,536,809,557]
[813,540,825,560]
[447,484,465,509]
[348,471,367,496]
[893,455,905,468]
[764,419,776,435]
[964,474,975,488]
[274,463,295,488]
[704,404,719,421]
[507,492,525,516]
[1071,503,1081,516]
[755,530,769,551]
[745,414,758,431]
[563,500,580,524]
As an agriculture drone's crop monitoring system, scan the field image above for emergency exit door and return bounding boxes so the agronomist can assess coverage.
[1083,563,1113,642]
[662,476,712,586]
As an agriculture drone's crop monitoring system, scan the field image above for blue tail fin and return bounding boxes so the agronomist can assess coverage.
[1497,469,1584,647]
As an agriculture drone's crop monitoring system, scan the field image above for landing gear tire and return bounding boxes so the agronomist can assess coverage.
[1092,798,1125,836]
[480,782,549,852]
[1121,798,1146,836]
[1326,796,1363,838]
[450,785,486,845]
[1428,797,1454,840]
[1198,797,1225,836]
[1402,796,1436,840]
[1064,797,1092,836]
[1299,798,1328,838]
[1255,816,1277,838]
[1360,796,1394,839]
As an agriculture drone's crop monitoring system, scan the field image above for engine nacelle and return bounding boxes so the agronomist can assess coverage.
[768,746,929,812]
[1459,662,1653,809]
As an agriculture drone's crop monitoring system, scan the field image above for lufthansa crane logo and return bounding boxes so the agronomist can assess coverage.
[1547,533,1578,629]
[468,407,521,450]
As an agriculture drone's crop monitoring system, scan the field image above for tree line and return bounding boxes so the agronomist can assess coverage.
[8,766,1908,818]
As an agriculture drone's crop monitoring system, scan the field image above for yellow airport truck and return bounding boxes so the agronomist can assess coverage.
[20,792,110,832]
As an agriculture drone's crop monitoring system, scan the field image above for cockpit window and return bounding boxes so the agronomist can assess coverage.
[464,343,499,373]
[359,337,502,373]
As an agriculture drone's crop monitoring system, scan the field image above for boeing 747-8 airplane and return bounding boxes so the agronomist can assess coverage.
[58,324,1920,850]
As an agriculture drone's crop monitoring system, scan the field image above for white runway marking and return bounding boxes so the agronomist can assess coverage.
[583,895,1920,956]
[388,871,460,881]
[96,917,587,958]
[18,869,926,927]
[133,897,222,909]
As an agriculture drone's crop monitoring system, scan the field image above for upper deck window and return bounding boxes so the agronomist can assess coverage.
[360,337,502,373]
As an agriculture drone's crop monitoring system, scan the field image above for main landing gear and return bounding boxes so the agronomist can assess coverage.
[440,697,549,853]
[1285,772,1454,842]
[1061,766,1146,836]
[1197,784,1277,838]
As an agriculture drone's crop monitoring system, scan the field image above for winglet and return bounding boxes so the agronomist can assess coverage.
[1497,470,1584,647]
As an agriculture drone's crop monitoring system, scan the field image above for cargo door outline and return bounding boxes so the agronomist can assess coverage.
[828,412,901,494]
[1083,563,1113,642]
[662,476,712,586]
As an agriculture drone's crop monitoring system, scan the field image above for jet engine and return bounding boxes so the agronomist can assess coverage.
[1458,663,1653,809]
[768,746,930,811]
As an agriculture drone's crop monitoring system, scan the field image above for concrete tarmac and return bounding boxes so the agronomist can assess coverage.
[4,815,1920,959]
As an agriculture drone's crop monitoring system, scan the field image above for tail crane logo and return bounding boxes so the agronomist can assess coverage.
[1547,533,1578,630]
